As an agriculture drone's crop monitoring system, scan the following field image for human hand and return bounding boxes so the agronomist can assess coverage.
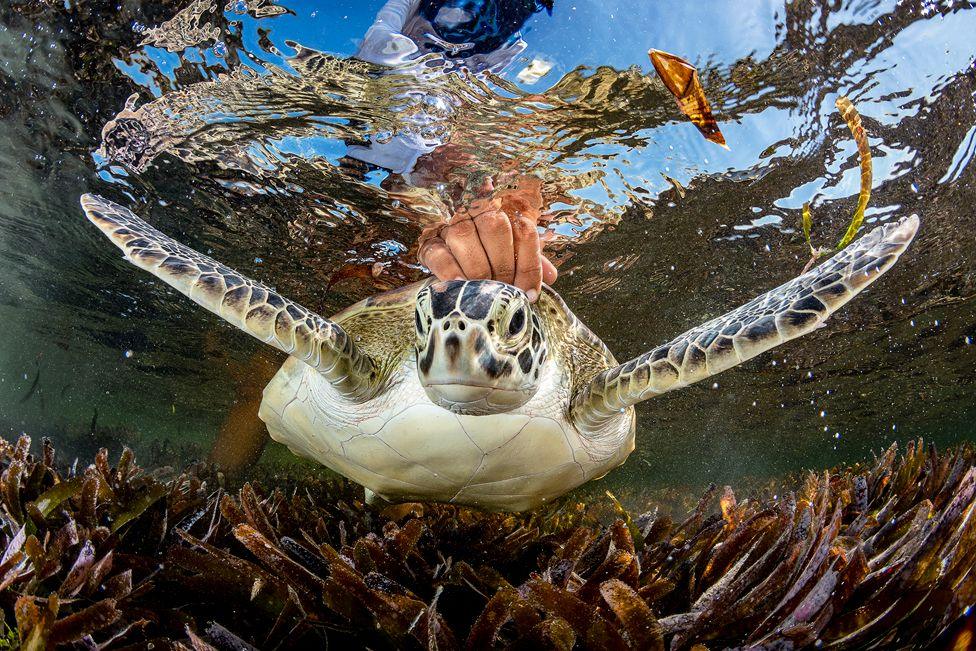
[418,176,558,301]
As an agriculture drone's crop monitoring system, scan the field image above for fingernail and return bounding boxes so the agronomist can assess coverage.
[527,289,539,302]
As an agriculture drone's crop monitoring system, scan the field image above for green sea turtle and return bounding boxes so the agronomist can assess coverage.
[81,194,918,511]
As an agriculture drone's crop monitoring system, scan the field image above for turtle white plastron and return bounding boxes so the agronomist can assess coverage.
[81,194,919,511]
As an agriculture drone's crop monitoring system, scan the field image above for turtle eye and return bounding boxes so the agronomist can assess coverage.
[507,307,526,337]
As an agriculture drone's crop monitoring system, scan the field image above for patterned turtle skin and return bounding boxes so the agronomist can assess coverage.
[81,194,919,511]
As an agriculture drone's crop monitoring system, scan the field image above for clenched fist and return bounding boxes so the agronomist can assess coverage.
[418,176,557,302]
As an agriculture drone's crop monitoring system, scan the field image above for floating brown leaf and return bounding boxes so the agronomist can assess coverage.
[649,48,728,148]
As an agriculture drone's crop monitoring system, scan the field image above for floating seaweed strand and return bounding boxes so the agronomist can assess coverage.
[802,97,873,273]
[0,434,974,649]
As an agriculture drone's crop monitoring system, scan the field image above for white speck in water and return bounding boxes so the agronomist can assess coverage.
[934,320,940,327]
[752,400,757,406]
[901,297,906,304]
[807,371,813,378]
[254,257,263,264]
[764,244,771,252]
[124,350,133,359]
[669,265,675,271]
[711,382,719,389]
[965,336,972,345]
[834,432,841,439]
[771,360,777,366]
[910,319,915,327]
[820,410,826,418]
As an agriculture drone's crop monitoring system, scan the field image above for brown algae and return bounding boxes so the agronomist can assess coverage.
[0,435,973,649]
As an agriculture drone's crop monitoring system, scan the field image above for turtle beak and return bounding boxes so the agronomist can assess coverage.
[418,314,533,415]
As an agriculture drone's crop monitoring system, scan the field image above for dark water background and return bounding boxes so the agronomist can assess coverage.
[1,0,975,499]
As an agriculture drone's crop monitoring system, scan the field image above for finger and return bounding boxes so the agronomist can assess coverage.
[419,237,465,281]
[473,209,516,284]
[537,239,558,285]
[512,214,543,301]
[442,220,492,280]
[542,255,558,285]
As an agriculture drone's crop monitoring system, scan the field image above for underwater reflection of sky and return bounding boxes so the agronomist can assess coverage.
[114,0,976,240]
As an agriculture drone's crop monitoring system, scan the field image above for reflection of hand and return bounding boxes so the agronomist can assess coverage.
[418,176,558,301]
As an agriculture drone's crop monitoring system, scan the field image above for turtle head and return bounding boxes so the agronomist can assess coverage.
[415,280,547,415]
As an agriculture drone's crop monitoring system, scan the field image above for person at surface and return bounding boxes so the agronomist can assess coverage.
[350,0,558,299]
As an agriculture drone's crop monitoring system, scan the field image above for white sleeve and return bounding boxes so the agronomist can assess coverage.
[461,37,527,74]
[355,0,424,66]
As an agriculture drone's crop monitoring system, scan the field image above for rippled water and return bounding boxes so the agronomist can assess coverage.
[1,0,975,496]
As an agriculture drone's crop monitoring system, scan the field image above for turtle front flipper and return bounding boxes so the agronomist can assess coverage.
[572,214,919,432]
[81,194,380,402]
